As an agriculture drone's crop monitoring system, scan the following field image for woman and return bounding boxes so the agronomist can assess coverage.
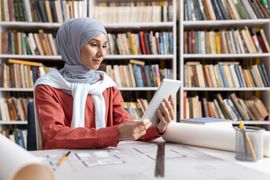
[34,17,174,149]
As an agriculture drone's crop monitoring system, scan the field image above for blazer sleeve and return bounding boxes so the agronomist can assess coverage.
[110,87,160,141]
[35,85,119,149]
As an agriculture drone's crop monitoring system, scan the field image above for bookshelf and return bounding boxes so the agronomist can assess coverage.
[0,0,177,146]
[179,0,270,124]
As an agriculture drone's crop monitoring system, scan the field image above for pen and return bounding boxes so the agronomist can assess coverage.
[57,151,71,166]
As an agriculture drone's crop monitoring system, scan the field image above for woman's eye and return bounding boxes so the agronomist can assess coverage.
[103,45,107,48]
[91,43,97,47]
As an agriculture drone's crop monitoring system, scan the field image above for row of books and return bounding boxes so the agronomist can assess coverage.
[184,27,270,54]
[1,30,58,56]
[92,1,173,23]
[184,0,270,21]
[123,98,149,120]
[0,0,87,23]
[105,60,173,88]
[0,97,32,121]
[184,92,269,121]
[185,61,270,88]
[0,59,53,88]
[0,30,173,56]
[107,31,173,55]
[0,129,27,148]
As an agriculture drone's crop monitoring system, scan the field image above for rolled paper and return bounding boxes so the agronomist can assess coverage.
[0,135,54,180]
[163,122,270,157]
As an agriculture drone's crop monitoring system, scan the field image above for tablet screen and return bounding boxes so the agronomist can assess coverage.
[142,79,182,124]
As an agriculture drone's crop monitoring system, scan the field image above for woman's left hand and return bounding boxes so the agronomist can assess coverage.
[156,95,175,134]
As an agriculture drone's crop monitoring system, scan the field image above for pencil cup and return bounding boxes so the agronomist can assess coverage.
[235,127,264,162]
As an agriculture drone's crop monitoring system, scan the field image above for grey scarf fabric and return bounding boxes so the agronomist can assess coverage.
[56,17,107,84]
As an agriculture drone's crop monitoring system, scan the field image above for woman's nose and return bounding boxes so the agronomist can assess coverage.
[97,47,105,57]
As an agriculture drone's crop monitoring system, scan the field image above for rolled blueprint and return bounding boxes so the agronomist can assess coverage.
[0,135,54,180]
[163,122,270,157]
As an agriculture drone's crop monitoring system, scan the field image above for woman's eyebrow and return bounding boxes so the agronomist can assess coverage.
[90,39,108,44]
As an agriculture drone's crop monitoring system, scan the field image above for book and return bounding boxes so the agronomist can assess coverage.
[181,117,229,125]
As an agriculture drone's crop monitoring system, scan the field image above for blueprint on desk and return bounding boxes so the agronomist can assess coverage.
[34,141,270,180]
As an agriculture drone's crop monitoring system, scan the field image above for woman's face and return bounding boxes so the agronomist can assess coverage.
[80,34,107,70]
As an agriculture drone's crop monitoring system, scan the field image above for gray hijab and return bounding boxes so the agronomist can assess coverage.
[56,17,107,84]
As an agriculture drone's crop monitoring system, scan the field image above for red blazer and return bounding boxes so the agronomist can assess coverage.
[35,85,159,149]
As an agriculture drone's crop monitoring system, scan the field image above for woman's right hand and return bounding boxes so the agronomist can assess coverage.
[118,119,152,141]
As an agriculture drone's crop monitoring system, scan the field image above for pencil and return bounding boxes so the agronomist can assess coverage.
[239,121,248,158]
[57,151,71,166]
[240,122,256,161]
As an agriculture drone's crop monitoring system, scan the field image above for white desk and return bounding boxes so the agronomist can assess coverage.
[32,141,270,180]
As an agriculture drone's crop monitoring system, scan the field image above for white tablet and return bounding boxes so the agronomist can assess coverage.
[142,79,182,124]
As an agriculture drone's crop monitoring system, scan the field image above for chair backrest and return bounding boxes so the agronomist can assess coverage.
[27,101,43,150]
[27,101,37,150]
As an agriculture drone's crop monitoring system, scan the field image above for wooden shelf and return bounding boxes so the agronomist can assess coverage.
[0,121,28,125]
[184,87,270,91]
[183,53,270,59]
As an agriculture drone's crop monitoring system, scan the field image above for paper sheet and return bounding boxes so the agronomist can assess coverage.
[32,142,270,180]
[163,122,270,157]
[0,135,54,180]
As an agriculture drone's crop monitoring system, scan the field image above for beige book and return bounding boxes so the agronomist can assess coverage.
[220,30,229,53]
[113,65,123,87]
[128,64,136,87]
[17,32,22,55]
[184,64,191,87]
[226,0,240,19]
[26,66,32,88]
[38,30,52,55]
[29,70,34,88]
[208,65,218,87]
[3,0,9,21]
[209,31,216,54]
[260,29,270,52]
[123,65,131,87]
[252,65,265,87]
[19,64,26,88]
[196,64,206,87]
[244,26,257,53]
[205,31,211,54]
[240,29,253,53]
[16,98,25,120]
[45,1,53,23]
[235,30,245,53]
[252,97,269,119]
[33,33,45,56]
[47,33,57,56]
[64,1,70,20]
[203,65,212,87]
[205,0,216,20]
[27,35,36,55]
[55,0,63,23]
[246,100,263,120]
[129,59,145,66]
